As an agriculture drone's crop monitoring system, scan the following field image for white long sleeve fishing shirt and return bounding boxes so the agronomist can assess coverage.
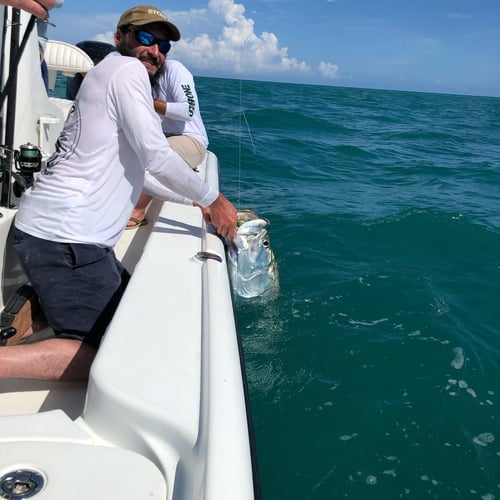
[16,52,217,248]
[154,59,208,148]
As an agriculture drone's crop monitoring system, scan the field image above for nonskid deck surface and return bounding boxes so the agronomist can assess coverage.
[0,378,87,418]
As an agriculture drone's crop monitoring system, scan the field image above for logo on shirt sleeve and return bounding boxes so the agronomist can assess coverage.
[44,102,82,174]
[181,84,195,117]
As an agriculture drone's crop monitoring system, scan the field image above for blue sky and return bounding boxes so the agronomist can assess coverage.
[48,0,500,97]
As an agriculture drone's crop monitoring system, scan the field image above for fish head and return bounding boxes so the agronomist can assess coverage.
[227,210,279,300]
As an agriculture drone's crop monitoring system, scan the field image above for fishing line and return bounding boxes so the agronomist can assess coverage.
[237,80,242,209]
[239,81,256,154]
[237,78,256,209]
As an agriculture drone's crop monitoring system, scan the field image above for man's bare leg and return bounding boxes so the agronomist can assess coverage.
[127,192,152,227]
[0,338,97,381]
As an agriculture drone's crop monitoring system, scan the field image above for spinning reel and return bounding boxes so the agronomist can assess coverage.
[12,142,42,197]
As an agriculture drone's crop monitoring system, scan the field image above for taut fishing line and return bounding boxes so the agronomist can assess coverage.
[237,78,256,209]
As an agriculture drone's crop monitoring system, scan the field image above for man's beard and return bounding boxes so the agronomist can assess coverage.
[116,41,164,86]
[148,60,165,87]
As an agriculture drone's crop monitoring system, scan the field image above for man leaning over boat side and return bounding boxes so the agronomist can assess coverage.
[0,0,55,19]
[0,5,238,381]
[127,53,209,229]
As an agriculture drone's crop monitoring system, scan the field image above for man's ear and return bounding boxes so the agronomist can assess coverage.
[114,30,122,45]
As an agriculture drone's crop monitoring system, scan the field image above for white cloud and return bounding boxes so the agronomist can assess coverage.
[166,0,311,78]
[318,62,339,79]
[92,0,313,80]
[94,31,114,44]
[85,0,341,82]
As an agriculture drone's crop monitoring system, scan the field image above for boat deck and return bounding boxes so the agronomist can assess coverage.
[0,150,257,499]
[0,200,161,419]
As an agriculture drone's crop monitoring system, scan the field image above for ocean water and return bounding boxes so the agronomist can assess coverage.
[198,78,500,499]
[53,76,500,499]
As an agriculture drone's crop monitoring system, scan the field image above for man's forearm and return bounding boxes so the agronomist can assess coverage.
[0,0,56,19]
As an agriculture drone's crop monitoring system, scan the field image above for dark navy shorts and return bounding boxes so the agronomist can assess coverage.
[13,228,130,348]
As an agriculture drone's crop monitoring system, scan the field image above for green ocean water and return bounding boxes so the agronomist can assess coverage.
[198,78,500,499]
[54,75,500,499]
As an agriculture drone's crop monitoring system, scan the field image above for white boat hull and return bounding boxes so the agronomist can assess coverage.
[0,8,258,499]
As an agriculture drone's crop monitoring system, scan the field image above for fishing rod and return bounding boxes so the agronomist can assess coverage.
[0,9,37,208]
[0,8,8,145]
[0,11,36,109]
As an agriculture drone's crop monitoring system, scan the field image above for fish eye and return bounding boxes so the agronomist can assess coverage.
[263,239,269,247]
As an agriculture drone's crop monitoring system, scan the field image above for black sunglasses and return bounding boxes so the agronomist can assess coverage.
[123,27,171,54]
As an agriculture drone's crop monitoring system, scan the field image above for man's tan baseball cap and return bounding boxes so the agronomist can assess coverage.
[117,5,181,41]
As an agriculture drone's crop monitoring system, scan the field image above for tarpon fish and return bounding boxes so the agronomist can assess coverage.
[226,210,279,300]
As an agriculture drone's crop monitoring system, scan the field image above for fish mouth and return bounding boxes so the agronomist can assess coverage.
[237,209,270,228]
[236,210,270,237]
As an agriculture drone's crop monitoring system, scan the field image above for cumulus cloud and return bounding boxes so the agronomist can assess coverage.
[168,0,311,78]
[93,0,314,80]
[90,0,340,82]
[318,62,339,79]
[94,31,115,44]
